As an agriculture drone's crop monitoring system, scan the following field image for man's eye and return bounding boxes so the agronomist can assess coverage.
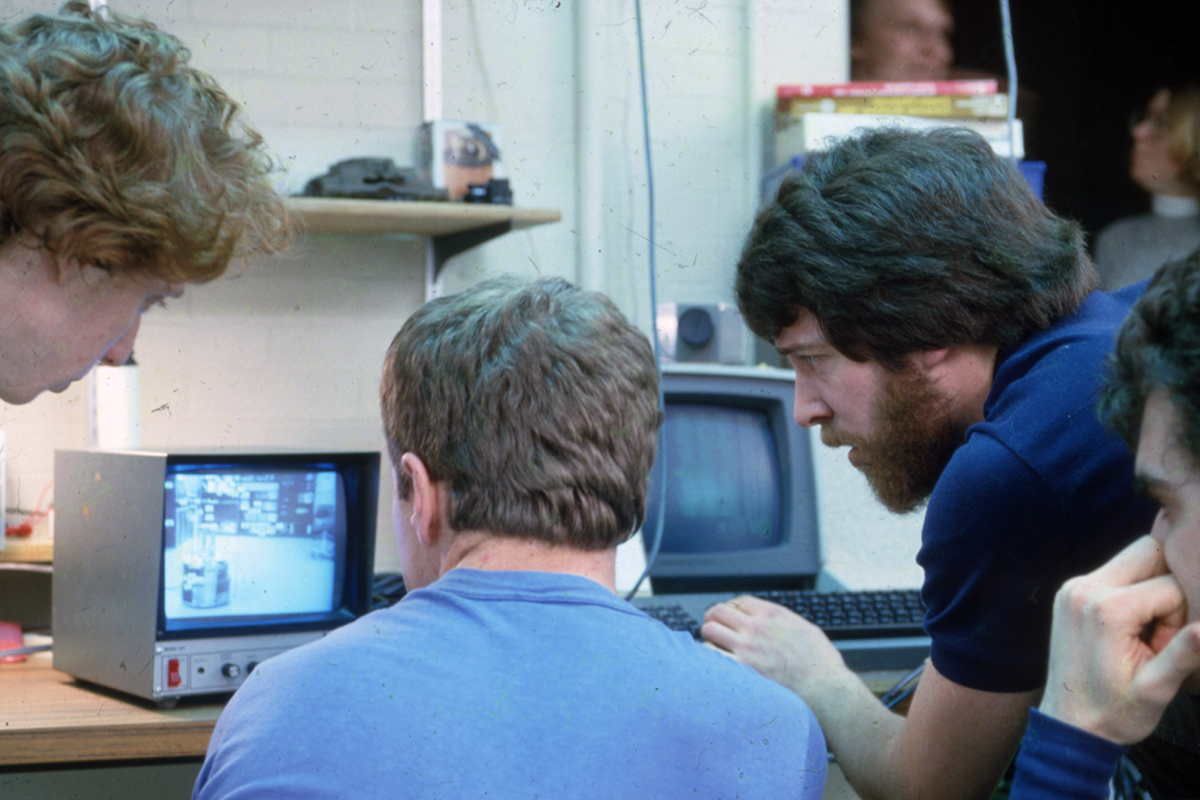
[788,355,822,375]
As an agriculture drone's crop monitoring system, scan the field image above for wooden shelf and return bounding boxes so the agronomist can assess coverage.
[285,197,561,237]
[284,197,562,283]
[0,540,52,563]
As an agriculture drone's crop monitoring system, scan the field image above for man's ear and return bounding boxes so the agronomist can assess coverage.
[400,452,442,547]
[54,257,75,287]
[911,347,951,374]
[55,255,115,292]
[52,254,90,286]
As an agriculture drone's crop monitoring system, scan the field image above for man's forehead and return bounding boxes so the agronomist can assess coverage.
[864,0,952,28]
[775,309,828,352]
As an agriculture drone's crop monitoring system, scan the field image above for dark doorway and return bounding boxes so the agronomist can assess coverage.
[950,0,1200,246]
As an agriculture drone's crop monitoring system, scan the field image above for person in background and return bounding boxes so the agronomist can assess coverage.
[0,2,289,406]
[847,0,1039,133]
[703,126,1155,800]
[1094,82,1200,290]
[1009,254,1200,800]
[850,0,955,82]
[192,276,829,800]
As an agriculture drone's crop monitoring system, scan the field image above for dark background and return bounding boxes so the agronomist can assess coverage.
[950,0,1200,247]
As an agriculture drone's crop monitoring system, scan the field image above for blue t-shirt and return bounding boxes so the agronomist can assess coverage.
[917,290,1157,692]
[193,569,828,799]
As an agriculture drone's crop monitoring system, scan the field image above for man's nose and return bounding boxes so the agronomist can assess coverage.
[793,380,832,428]
[100,317,141,367]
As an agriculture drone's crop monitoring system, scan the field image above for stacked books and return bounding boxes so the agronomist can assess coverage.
[773,79,1023,166]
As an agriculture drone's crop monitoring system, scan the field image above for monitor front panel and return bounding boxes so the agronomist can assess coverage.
[641,365,821,593]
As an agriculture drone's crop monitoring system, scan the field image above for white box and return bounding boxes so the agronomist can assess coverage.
[655,303,750,365]
[416,120,503,201]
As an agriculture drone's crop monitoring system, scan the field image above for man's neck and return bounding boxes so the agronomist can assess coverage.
[442,533,618,593]
[941,343,999,428]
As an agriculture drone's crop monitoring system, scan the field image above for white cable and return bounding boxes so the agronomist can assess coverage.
[999,0,1019,164]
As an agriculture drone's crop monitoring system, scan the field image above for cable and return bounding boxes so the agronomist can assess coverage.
[0,643,52,660]
[624,0,667,603]
[5,482,53,538]
[880,661,926,709]
[999,0,1019,164]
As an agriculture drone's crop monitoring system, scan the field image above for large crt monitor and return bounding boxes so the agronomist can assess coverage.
[641,363,821,593]
[53,449,379,706]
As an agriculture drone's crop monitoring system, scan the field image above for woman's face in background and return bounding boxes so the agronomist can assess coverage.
[1130,89,1194,197]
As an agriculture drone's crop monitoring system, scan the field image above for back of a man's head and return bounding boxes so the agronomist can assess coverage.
[737,127,1097,369]
[380,276,662,551]
[0,1,290,283]
[1105,253,1200,463]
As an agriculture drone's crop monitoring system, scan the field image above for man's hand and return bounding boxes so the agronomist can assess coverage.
[1040,535,1200,744]
[701,595,849,697]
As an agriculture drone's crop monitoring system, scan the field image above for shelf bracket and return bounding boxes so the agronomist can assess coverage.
[429,219,514,280]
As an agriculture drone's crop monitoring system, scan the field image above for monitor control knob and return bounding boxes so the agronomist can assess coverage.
[221,663,241,679]
[678,307,714,347]
[246,661,260,674]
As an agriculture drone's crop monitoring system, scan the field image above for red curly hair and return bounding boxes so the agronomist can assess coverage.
[0,1,291,282]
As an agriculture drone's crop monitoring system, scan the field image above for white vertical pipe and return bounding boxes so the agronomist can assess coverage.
[575,2,604,293]
[745,0,762,215]
[86,364,141,450]
[422,0,443,123]
[423,0,443,299]
[424,244,440,301]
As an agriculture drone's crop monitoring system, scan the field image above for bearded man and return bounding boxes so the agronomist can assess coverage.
[703,127,1157,800]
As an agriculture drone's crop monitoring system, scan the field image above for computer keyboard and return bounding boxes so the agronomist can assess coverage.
[640,588,927,641]
[640,603,704,639]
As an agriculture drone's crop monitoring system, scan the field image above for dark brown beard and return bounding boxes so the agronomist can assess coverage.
[825,368,968,514]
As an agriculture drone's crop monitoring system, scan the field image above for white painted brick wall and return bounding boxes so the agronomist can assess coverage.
[0,0,919,588]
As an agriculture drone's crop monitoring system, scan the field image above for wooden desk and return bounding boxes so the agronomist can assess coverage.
[0,650,223,768]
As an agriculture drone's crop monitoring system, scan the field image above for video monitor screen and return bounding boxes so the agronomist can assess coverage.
[160,466,347,631]
[649,402,784,554]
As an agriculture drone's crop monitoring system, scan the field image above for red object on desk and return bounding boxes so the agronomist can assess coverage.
[0,620,26,663]
[5,521,33,536]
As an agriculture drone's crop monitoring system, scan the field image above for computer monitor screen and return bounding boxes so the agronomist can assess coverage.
[161,467,348,631]
[641,364,820,593]
[654,403,783,553]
